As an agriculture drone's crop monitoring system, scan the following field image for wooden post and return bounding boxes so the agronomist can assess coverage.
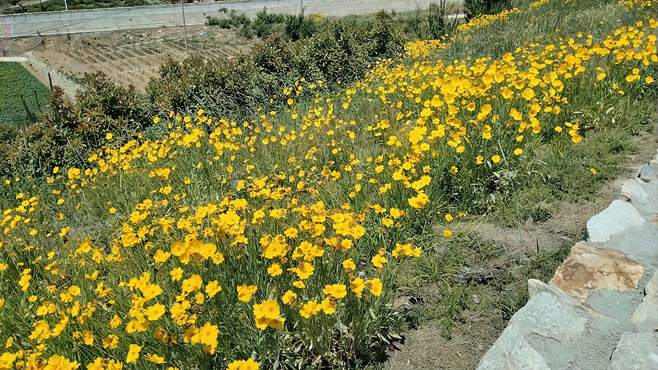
[48,72,53,90]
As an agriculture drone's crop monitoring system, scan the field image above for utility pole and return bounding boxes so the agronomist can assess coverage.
[180,0,189,54]
[63,0,68,11]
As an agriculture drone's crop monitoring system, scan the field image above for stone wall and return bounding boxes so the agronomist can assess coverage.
[477,150,658,370]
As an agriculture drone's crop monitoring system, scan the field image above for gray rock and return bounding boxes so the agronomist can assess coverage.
[630,271,658,330]
[587,200,646,243]
[477,325,551,370]
[478,280,625,370]
[599,223,658,271]
[587,289,643,323]
[639,164,657,183]
[621,179,658,218]
[608,332,658,370]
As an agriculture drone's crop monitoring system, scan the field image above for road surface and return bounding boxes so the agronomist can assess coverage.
[1,0,462,38]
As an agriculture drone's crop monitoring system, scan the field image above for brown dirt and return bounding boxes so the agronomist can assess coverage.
[384,127,658,370]
[2,25,255,95]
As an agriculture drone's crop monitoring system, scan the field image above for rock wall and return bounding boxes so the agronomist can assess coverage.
[477,150,658,370]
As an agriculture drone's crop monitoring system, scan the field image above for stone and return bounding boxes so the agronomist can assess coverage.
[600,223,658,271]
[549,242,644,301]
[476,325,551,370]
[586,200,646,243]
[478,280,625,370]
[630,271,658,330]
[608,332,658,370]
[586,289,643,323]
[620,178,658,218]
[621,179,650,203]
[638,164,657,183]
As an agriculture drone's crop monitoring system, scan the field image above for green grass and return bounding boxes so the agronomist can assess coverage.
[0,62,49,127]
[390,0,658,343]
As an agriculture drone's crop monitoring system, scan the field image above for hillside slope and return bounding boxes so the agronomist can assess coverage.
[0,0,656,368]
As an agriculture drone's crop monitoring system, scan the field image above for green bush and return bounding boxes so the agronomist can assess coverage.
[3,10,409,178]
[253,8,287,38]
[149,15,407,120]
[464,0,513,19]
[284,13,318,41]
[0,74,151,177]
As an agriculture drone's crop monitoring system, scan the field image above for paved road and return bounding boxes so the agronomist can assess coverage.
[1,0,461,38]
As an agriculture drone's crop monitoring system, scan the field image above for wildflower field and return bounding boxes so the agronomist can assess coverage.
[1,0,657,369]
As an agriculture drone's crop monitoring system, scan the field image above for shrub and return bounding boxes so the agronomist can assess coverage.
[1,74,151,177]
[284,13,318,41]
[367,11,409,58]
[464,0,513,19]
[253,8,287,38]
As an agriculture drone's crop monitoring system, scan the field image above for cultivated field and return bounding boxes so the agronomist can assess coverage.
[0,61,48,126]
[13,26,253,91]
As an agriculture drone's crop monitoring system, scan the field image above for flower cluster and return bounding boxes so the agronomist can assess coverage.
[0,2,656,369]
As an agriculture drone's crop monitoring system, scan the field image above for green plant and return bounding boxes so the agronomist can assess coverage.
[464,0,513,19]
[253,8,287,38]
[0,62,49,127]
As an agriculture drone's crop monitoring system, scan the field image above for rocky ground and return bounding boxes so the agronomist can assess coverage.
[477,149,658,369]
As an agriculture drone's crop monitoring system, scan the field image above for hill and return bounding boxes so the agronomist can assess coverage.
[0,0,656,368]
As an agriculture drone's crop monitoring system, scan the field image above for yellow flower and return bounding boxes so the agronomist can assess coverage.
[144,303,166,321]
[0,352,16,369]
[299,300,322,318]
[323,284,347,299]
[126,344,141,364]
[170,267,184,281]
[408,191,429,209]
[227,358,260,370]
[153,249,171,263]
[342,259,356,271]
[189,322,219,354]
[521,87,535,100]
[282,290,297,305]
[443,228,454,238]
[146,353,166,364]
[102,334,119,349]
[182,274,203,294]
[390,208,405,219]
[491,154,502,164]
[321,298,337,315]
[367,278,383,297]
[237,285,258,302]
[43,355,79,370]
[253,299,285,330]
[267,263,283,277]
[350,277,366,298]
[371,250,388,269]
[205,280,222,298]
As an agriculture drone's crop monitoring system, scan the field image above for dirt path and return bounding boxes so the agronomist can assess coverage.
[384,127,658,370]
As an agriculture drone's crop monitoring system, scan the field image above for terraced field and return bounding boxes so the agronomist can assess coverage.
[17,26,253,91]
